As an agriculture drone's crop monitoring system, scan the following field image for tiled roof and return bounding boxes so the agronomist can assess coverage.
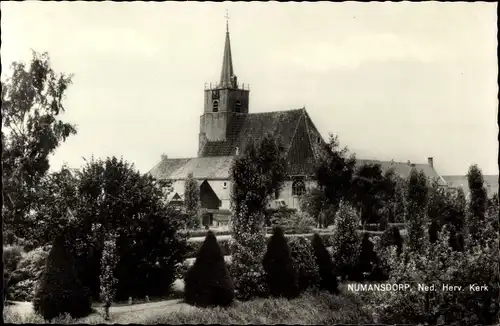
[356,159,447,186]
[200,108,322,175]
[149,156,233,180]
[442,175,499,197]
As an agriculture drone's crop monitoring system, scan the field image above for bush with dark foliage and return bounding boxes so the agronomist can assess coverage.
[352,233,377,281]
[262,227,299,299]
[380,226,403,255]
[428,219,440,243]
[184,231,235,307]
[311,233,338,294]
[33,235,91,320]
[289,237,320,292]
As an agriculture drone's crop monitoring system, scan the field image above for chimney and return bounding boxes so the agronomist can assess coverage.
[161,153,168,160]
[428,157,433,168]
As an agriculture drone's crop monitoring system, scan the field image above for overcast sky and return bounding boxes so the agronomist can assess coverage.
[2,2,498,175]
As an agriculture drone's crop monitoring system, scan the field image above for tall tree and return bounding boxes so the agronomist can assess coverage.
[230,134,287,300]
[2,51,77,239]
[405,168,429,253]
[330,201,361,280]
[466,165,488,243]
[315,134,356,226]
[352,163,386,225]
[61,156,186,301]
[184,172,201,229]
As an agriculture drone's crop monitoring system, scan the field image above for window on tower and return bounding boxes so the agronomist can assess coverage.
[235,100,242,113]
[213,100,219,112]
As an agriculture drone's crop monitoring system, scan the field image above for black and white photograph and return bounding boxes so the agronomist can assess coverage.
[1,1,498,324]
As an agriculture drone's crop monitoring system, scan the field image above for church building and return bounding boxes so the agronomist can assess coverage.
[148,21,447,225]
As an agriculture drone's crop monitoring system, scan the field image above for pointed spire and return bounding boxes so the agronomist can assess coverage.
[220,10,235,88]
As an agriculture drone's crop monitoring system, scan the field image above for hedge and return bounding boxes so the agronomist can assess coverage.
[185,233,338,259]
[184,230,406,259]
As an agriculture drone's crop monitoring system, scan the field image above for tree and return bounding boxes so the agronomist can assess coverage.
[184,231,234,307]
[99,232,118,320]
[2,51,76,240]
[330,201,361,280]
[299,187,328,227]
[375,224,499,325]
[315,134,356,226]
[311,233,338,294]
[289,237,320,292]
[184,173,201,229]
[33,235,92,320]
[61,157,186,301]
[405,168,429,253]
[352,163,385,224]
[262,227,299,299]
[353,233,377,281]
[230,134,287,300]
[380,226,403,256]
[466,165,488,243]
[30,165,80,245]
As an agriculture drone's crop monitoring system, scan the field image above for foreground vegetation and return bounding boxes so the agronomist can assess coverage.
[3,291,373,325]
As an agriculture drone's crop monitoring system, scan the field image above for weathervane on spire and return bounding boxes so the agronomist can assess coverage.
[225,9,230,32]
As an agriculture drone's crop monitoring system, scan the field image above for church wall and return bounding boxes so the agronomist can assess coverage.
[276,180,317,211]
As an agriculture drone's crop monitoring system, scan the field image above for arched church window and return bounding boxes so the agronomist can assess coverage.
[235,100,242,113]
[292,178,306,197]
[213,100,219,112]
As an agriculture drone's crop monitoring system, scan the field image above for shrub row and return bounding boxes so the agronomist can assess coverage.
[179,226,334,239]
[185,233,338,259]
[184,229,338,308]
[184,231,398,259]
[362,223,406,232]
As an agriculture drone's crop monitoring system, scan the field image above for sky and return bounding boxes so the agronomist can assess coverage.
[1,2,498,176]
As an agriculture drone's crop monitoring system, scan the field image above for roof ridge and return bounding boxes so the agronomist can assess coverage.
[248,108,306,115]
[358,158,431,167]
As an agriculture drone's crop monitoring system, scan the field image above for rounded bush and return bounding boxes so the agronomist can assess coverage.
[288,237,320,292]
[262,227,299,299]
[184,231,235,307]
[311,233,338,294]
[8,246,50,301]
[33,235,92,320]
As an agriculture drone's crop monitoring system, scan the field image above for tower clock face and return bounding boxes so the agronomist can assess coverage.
[212,90,220,99]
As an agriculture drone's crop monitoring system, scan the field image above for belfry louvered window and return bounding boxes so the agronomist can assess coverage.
[213,100,219,112]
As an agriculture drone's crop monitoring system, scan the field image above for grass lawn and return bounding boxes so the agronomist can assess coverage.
[3,289,374,324]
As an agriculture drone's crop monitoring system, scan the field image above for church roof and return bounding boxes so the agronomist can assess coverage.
[149,156,233,180]
[200,108,324,175]
[219,22,234,88]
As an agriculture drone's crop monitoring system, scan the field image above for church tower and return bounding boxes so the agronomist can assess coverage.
[198,15,250,157]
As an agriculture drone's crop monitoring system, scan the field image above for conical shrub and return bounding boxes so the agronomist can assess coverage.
[311,233,338,294]
[33,234,92,320]
[262,226,299,299]
[184,231,234,307]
